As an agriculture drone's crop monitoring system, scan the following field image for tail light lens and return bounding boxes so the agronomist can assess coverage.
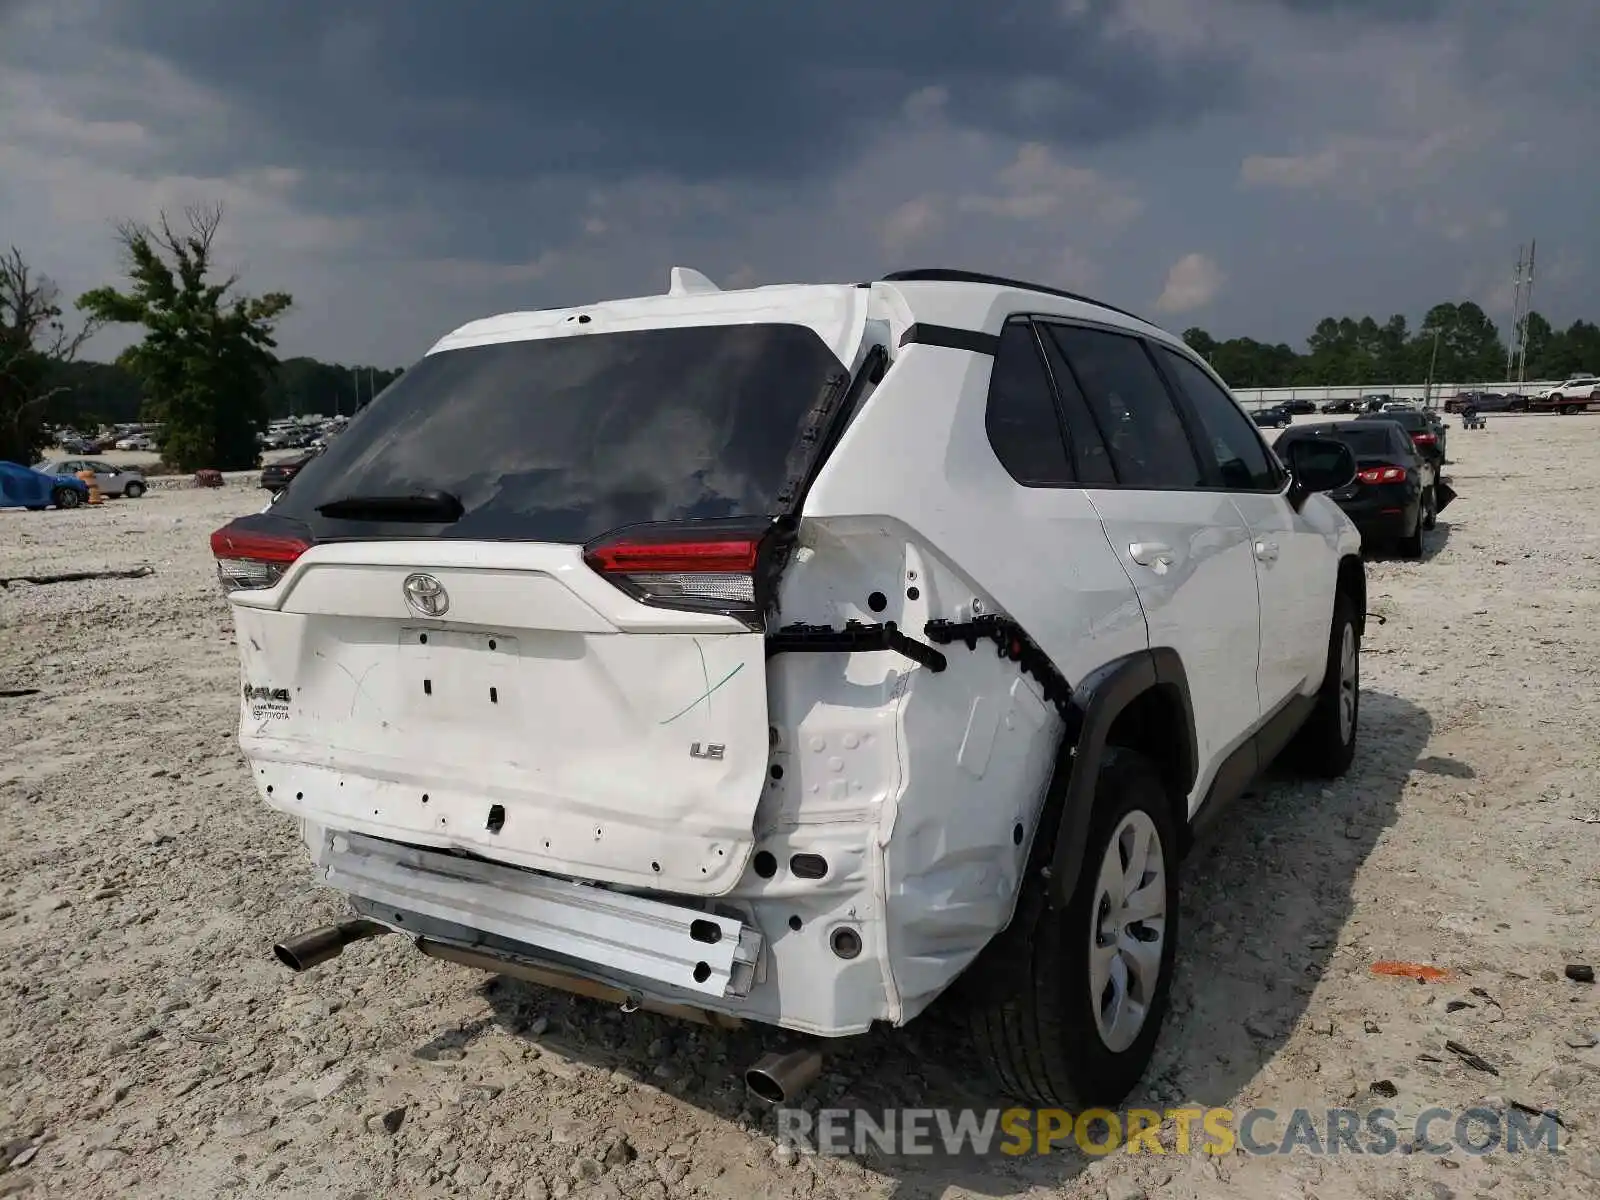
[1356,466,1407,484]
[210,525,310,593]
[1412,432,1437,445]
[584,523,780,625]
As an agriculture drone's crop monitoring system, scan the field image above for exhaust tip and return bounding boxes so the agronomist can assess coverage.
[271,919,388,973]
[744,1049,823,1107]
[744,1067,788,1106]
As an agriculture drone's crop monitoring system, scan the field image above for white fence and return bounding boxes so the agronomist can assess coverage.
[1231,380,1560,411]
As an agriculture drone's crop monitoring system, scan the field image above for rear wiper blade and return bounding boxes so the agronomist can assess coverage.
[315,490,464,522]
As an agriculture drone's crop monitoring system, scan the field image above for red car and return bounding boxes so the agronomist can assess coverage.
[259,447,322,494]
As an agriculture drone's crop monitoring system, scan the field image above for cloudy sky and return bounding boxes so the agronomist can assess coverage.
[2,0,1595,367]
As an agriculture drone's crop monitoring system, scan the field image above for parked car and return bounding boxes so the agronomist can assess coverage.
[113,435,154,452]
[1529,375,1598,414]
[34,459,147,498]
[1445,390,1524,414]
[259,447,322,494]
[1320,398,1362,414]
[1380,400,1415,413]
[1253,403,1292,428]
[211,266,1366,1108]
[1274,422,1444,557]
[0,461,92,510]
[1279,398,1315,415]
[1352,411,1446,473]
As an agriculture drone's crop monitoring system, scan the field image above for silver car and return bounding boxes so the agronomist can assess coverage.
[35,459,148,498]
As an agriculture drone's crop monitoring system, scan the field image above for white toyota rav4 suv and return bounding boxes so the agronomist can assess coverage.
[213,267,1365,1107]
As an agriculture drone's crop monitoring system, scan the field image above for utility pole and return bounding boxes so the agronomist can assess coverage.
[1424,327,1441,408]
[1507,244,1524,380]
[1506,239,1538,386]
[1517,239,1536,384]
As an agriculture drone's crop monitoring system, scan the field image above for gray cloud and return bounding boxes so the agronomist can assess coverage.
[1257,0,1444,16]
[0,0,1594,369]
[75,0,1243,184]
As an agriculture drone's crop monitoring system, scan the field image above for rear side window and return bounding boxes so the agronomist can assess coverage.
[1037,329,1117,485]
[1044,325,1204,489]
[274,323,848,543]
[985,322,1073,486]
[1155,347,1279,491]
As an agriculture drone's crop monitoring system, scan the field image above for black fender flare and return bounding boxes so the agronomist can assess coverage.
[1045,647,1196,909]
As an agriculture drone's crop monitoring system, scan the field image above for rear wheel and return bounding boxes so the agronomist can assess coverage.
[1420,486,1437,532]
[123,481,145,499]
[52,487,82,509]
[1290,590,1360,778]
[1397,500,1424,558]
[968,748,1179,1107]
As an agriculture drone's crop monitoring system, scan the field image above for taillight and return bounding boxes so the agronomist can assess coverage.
[1412,433,1436,445]
[584,523,779,625]
[1356,466,1407,484]
[210,525,310,594]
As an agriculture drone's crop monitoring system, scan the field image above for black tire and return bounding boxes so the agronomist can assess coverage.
[1397,501,1424,558]
[967,748,1179,1107]
[52,487,82,509]
[1420,485,1437,532]
[122,481,145,499]
[1290,590,1360,778]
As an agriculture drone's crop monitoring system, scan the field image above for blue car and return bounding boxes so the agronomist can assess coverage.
[0,461,92,510]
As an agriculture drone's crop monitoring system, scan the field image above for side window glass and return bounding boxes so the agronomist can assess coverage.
[1044,325,1204,488]
[1155,347,1279,491]
[985,321,1073,487]
[1037,329,1118,485]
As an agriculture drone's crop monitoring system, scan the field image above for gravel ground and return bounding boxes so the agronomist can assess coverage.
[2,415,1597,1200]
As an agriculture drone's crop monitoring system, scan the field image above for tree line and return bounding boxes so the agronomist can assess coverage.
[39,356,405,432]
[3,204,402,470]
[6,206,1599,470]
[1182,302,1600,391]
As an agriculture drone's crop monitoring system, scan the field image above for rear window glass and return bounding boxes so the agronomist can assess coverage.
[1360,413,1426,431]
[1283,428,1395,458]
[275,323,848,543]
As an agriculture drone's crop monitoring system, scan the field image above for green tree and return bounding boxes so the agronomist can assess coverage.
[1181,327,1218,360]
[1544,319,1600,379]
[1521,311,1556,377]
[77,204,292,471]
[0,247,103,463]
[1414,302,1504,384]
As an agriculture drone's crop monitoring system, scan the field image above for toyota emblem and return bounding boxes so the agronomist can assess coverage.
[402,573,449,617]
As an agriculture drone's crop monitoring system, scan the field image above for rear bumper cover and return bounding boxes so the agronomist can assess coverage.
[313,829,763,999]
[1332,487,1416,540]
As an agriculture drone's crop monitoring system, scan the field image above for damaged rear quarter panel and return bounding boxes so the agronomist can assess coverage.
[757,516,1063,1026]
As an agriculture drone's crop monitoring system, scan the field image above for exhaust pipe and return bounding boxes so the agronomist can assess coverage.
[745,1049,823,1106]
[273,919,389,972]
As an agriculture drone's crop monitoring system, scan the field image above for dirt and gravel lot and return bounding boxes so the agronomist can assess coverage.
[2,415,1597,1200]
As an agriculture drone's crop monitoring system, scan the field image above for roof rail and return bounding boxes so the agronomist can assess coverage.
[878,268,1156,328]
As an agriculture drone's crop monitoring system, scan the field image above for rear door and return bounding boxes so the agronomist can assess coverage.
[1038,322,1263,813]
[221,293,872,897]
[1151,345,1332,712]
[86,461,123,493]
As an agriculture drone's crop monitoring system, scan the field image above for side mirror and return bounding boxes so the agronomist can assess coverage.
[1286,439,1356,510]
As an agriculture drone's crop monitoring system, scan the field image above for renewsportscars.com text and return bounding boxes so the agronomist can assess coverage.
[775,1106,1562,1158]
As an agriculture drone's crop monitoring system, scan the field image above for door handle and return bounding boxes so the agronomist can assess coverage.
[1254,540,1280,563]
[1129,542,1175,568]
